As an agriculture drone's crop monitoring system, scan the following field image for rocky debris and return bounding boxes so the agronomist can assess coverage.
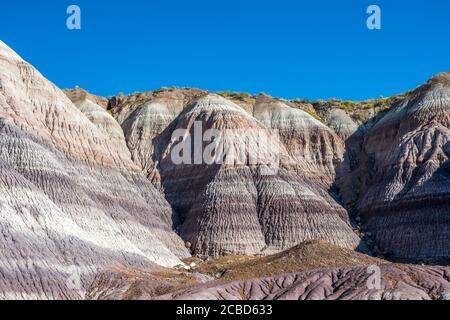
[156,264,450,300]
[0,40,189,299]
[340,72,450,261]
[87,256,450,300]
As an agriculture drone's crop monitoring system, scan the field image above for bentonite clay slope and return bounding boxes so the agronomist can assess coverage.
[253,94,345,187]
[86,265,214,300]
[154,94,361,256]
[107,89,207,182]
[344,72,450,261]
[156,264,450,300]
[322,108,359,140]
[186,240,383,283]
[64,87,108,109]
[65,88,131,158]
[0,40,189,300]
[87,240,383,300]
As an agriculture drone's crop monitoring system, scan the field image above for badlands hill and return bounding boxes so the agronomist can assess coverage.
[185,240,384,282]
[0,40,189,299]
[87,241,450,301]
[157,264,450,300]
[101,74,450,263]
[103,84,362,256]
[87,241,384,300]
[1,39,450,300]
[338,72,450,262]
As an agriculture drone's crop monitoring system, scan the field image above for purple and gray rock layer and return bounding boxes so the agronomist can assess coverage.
[109,90,361,257]
[1,38,450,300]
[157,95,361,256]
[253,94,345,187]
[156,264,450,300]
[0,40,189,299]
[340,72,450,261]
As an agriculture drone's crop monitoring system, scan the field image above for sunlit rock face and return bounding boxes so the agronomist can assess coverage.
[107,89,206,184]
[107,89,361,257]
[322,108,359,141]
[86,242,450,301]
[5,37,450,301]
[344,72,450,261]
[0,40,189,299]
[253,94,345,188]
[65,87,109,108]
[153,94,361,256]
[155,264,450,300]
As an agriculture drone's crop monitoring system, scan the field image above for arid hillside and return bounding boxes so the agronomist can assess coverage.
[1,38,449,300]
[87,240,385,300]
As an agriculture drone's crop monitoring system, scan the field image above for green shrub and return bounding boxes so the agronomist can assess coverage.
[218,91,231,97]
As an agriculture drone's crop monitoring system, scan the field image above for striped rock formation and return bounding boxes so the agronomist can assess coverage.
[64,87,108,108]
[66,89,131,156]
[344,72,450,261]
[108,89,206,183]
[253,94,345,187]
[0,40,189,299]
[108,89,361,256]
[322,108,359,141]
[5,37,450,300]
[87,241,450,300]
[154,94,361,256]
[156,264,450,300]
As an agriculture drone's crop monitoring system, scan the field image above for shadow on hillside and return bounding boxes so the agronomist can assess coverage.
[331,124,372,254]
[151,101,222,235]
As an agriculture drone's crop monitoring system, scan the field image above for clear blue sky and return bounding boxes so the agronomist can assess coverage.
[1,0,449,100]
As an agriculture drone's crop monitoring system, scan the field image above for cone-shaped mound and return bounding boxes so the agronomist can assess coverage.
[155,94,361,256]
